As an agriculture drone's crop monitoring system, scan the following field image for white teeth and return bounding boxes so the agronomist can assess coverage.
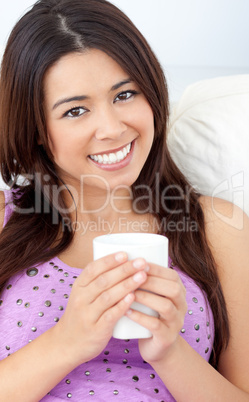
[116,150,124,162]
[103,154,109,164]
[109,153,117,163]
[89,142,132,165]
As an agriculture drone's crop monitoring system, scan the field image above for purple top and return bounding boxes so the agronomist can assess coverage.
[0,190,214,401]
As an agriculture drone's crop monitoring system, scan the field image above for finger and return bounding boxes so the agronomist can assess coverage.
[125,308,163,335]
[134,289,186,322]
[139,277,186,306]
[90,269,148,322]
[97,291,136,332]
[76,252,128,287]
[146,263,183,283]
[88,257,149,294]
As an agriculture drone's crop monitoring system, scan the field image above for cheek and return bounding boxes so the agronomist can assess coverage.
[129,102,154,137]
[140,104,155,139]
[47,124,74,155]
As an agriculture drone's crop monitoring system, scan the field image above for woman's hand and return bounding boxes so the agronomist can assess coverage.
[126,264,187,364]
[54,252,149,367]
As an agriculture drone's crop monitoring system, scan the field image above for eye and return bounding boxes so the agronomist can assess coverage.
[63,106,87,118]
[114,90,139,103]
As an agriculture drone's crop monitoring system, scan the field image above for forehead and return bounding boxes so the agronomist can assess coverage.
[43,49,129,101]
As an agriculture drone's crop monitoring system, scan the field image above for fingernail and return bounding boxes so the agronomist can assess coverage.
[124,293,133,303]
[133,258,145,269]
[133,271,145,283]
[144,265,150,272]
[115,252,127,262]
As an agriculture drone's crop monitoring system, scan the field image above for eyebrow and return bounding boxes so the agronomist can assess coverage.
[52,78,133,110]
[52,95,88,110]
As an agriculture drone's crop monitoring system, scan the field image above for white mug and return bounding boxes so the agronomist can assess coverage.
[93,233,168,339]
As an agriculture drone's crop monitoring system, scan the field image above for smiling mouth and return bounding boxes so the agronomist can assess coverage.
[88,142,132,165]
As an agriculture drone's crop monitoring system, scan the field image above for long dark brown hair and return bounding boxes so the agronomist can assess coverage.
[0,0,228,367]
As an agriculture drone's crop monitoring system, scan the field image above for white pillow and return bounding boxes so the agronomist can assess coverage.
[167,75,249,217]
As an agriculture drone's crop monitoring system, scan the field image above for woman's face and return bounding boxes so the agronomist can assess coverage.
[43,49,154,194]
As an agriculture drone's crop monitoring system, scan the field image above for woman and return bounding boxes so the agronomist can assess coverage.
[0,0,248,400]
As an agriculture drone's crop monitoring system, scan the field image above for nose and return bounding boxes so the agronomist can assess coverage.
[94,105,126,141]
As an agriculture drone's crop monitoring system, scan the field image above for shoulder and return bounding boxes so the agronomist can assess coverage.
[199,194,249,280]
[0,191,6,231]
[199,198,249,384]
[199,195,247,240]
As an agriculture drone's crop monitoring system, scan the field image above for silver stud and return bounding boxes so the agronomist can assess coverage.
[51,289,56,294]
[64,272,69,277]
[85,371,90,376]
[194,324,200,330]
[126,366,132,369]
[113,390,119,395]
[200,307,204,312]
[31,327,37,332]
[44,274,50,279]
[122,359,128,364]
[132,376,139,382]
[58,306,64,311]
[64,294,69,299]
[89,390,95,395]
[6,284,12,290]
[154,389,159,393]
[205,347,209,354]
[17,321,22,327]
[54,317,59,322]
[16,299,23,305]
[38,312,44,317]
[208,334,211,339]
[6,346,10,350]
[25,303,30,308]
[33,286,39,291]
[196,337,200,342]
[206,321,210,327]
[135,388,140,391]
[188,310,193,315]
[103,359,108,363]
[192,297,198,303]
[53,265,58,270]
[180,328,185,333]
[104,351,109,355]
[106,368,111,373]
[150,374,155,379]
[44,300,52,307]
[66,379,71,384]
[67,393,72,398]
[69,284,73,288]
[49,262,54,266]
[58,269,63,273]
[59,279,65,283]
[26,268,38,277]
[124,348,129,354]
[0,300,3,306]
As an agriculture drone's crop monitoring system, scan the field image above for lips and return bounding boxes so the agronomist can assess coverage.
[89,142,132,165]
[88,140,135,171]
